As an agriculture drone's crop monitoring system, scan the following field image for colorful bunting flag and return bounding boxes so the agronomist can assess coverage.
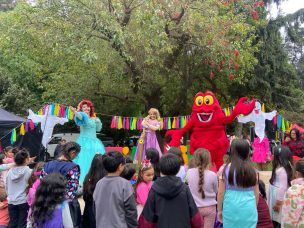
[20,123,25,136]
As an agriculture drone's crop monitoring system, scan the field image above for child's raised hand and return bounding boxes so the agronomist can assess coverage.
[29,156,36,164]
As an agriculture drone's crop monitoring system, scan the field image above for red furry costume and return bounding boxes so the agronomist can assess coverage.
[166,91,255,170]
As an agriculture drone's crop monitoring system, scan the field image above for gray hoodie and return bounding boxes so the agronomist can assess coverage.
[6,166,32,205]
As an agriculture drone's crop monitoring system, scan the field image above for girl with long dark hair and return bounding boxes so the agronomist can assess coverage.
[268,145,293,228]
[32,173,73,227]
[217,139,258,228]
[82,154,107,228]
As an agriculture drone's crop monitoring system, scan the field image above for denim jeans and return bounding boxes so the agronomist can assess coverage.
[8,203,29,228]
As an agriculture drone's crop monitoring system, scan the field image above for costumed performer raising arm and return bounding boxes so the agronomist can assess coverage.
[70,100,105,184]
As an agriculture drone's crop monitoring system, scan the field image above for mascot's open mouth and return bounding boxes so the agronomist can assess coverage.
[197,112,213,123]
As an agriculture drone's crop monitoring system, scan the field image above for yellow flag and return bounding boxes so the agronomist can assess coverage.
[20,123,25,136]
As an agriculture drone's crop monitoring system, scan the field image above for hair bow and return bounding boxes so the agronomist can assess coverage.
[141,159,152,170]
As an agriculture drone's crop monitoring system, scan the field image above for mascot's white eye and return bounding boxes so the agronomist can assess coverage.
[195,96,204,106]
[204,95,214,106]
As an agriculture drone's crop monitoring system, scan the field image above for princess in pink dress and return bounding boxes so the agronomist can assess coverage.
[135,108,162,162]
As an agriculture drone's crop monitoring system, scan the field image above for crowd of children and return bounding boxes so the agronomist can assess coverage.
[0,136,303,227]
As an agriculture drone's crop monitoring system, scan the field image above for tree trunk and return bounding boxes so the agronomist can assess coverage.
[143,86,162,111]
[235,122,243,138]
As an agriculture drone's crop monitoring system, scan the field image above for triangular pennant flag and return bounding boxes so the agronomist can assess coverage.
[262,103,265,112]
[132,117,137,130]
[175,117,180,129]
[65,107,69,119]
[160,118,164,130]
[68,109,74,120]
[126,117,130,130]
[183,116,187,127]
[110,116,116,128]
[122,117,126,129]
[10,128,16,144]
[43,104,47,115]
[129,117,133,130]
[51,103,55,115]
[277,115,282,129]
[118,117,123,129]
[20,123,25,136]
[25,121,29,132]
[29,120,35,130]
[285,121,289,131]
[273,115,277,125]
[137,118,142,130]
[163,118,167,130]
[114,116,118,128]
[172,117,176,129]
[138,118,143,130]
[282,118,285,132]
[167,117,171,130]
[54,104,60,116]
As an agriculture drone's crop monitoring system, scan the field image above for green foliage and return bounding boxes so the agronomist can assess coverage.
[0,0,302,128]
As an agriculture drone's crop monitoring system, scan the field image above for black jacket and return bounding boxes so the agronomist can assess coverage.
[138,175,202,228]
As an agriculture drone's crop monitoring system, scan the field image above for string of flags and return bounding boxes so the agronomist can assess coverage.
[37,103,75,120]
[9,120,36,144]
[110,115,192,130]
[5,102,296,145]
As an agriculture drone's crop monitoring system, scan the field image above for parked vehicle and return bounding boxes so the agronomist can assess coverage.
[46,133,114,157]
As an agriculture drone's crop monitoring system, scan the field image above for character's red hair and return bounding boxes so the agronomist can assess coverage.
[77,100,95,117]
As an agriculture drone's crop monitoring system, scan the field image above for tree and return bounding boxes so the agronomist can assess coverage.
[0,0,262,116]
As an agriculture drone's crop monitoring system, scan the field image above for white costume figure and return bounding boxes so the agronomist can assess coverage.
[28,107,68,147]
[238,101,276,142]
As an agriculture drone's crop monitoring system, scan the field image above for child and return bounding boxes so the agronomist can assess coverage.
[32,173,73,227]
[135,108,162,162]
[93,151,137,227]
[257,180,273,228]
[268,146,293,228]
[0,187,9,228]
[139,153,202,228]
[120,163,136,183]
[41,142,81,200]
[187,148,218,228]
[0,154,7,188]
[82,154,107,228]
[217,139,259,228]
[136,159,154,219]
[6,149,32,228]
[3,147,17,164]
[281,159,304,227]
[26,162,45,228]
[145,148,160,180]
[168,147,186,182]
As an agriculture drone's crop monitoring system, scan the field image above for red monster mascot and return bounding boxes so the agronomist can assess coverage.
[166,91,255,170]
